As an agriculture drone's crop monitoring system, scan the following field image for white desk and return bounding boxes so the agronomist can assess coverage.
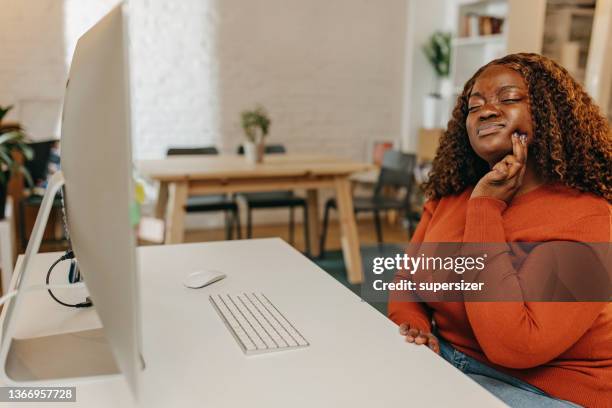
[2,239,504,407]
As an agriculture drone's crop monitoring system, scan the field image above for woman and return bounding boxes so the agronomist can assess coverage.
[388,53,611,407]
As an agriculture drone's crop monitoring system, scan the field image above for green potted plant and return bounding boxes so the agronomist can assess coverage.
[422,31,452,128]
[241,105,271,164]
[0,105,34,219]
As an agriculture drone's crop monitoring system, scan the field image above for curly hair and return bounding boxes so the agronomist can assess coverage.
[423,53,611,202]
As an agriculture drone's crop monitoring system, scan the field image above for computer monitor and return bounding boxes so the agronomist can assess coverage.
[0,3,143,398]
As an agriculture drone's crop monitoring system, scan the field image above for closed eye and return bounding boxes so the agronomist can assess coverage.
[502,98,521,103]
[468,105,481,112]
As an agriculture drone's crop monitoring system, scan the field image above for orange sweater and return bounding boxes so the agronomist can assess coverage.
[388,183,611,407]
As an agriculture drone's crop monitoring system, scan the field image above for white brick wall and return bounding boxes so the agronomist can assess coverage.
[128,0,219,160]
[0,0,66,138]
[0,0,219,159]
[217,0,407,161]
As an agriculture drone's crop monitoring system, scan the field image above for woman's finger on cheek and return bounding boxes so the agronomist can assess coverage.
[516,137,528,181]
[514,133,529,165]
[517,133,528,163]
[511,133,521,159]
[511,161,523,179]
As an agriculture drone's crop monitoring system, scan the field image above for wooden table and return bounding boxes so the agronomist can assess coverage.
[349,168,379,185]
[138,154,373,283]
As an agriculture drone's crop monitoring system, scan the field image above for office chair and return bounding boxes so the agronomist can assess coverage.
[167,147,241,239]
[236,144,310,255]
[319,150,417,257]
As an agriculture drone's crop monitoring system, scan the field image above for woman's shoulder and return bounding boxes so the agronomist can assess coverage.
[509,183,610,241]
[530,183,609,219]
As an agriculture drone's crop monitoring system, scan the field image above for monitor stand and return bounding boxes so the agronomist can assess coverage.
[0,171,120,384]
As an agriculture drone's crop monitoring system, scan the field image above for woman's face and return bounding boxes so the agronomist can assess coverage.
[466,64,533,166]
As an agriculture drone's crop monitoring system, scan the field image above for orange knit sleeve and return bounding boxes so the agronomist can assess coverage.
[387,200,436,333]
[463,197,610,369]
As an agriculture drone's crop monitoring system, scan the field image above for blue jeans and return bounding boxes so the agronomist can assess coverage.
[438,338,582,407]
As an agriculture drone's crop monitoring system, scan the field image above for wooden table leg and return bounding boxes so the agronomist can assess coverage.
[164,181,188,244]
[306,189,320,257]
[334,177,363,284]
[155,181,169,219]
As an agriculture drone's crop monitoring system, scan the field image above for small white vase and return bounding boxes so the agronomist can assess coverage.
[439,77,454,98]
[243,141,264,164]
[423,94,441,129]
[437,97,451,128]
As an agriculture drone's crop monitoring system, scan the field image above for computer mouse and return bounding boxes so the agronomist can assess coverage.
[183,270,226,289]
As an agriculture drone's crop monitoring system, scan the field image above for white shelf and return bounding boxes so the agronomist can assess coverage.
[452,34,506,46]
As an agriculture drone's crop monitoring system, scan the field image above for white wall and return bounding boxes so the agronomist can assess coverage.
[0,0,66,140]
[400,0,453,152]
[128,0,220,160]
[217,0,407,161]
[63,0,120,66]
[585,0,612,117]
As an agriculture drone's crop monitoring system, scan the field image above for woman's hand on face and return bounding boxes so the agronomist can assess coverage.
[471,132,528,203]
[399,323,440,354]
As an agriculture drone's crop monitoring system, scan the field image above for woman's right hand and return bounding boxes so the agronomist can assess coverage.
[399,323,440,354]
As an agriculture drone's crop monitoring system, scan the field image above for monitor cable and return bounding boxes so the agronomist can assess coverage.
[46,250,93,308]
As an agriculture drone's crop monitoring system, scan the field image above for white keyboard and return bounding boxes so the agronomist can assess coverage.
[209,293,309,355]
